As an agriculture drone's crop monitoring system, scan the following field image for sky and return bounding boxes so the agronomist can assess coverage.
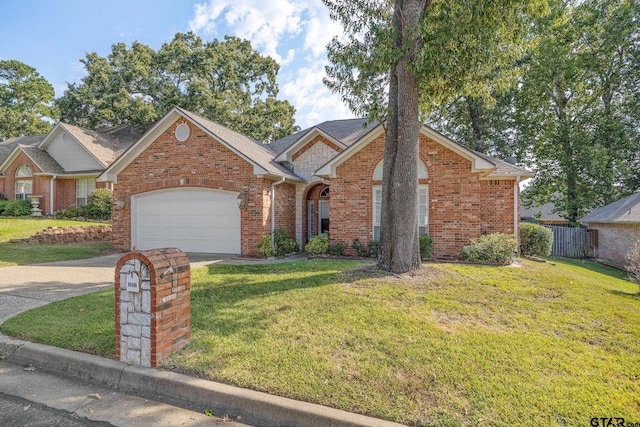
[0,0,355,130]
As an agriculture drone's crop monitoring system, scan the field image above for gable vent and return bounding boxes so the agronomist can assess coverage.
[61,132,69,141]
[175,123,190,142]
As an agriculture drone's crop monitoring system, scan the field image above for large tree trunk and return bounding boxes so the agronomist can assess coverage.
[378,0,427,274]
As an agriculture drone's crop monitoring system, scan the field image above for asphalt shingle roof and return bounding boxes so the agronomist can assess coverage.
[581,192,640,224]
[60,123,140,167]
[520,201,565,222]
[176,107,301,180]
[268,118,377,155]
[473,151,534,178]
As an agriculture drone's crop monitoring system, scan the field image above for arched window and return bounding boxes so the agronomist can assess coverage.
[14,164,33,200]
[372,159,428,240]
[320,187,330,197]
[15,164,32,178]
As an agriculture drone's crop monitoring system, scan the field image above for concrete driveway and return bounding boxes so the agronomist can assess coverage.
[0,253,234,327]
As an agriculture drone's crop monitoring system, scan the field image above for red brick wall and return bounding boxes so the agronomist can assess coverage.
[273,183,296,239]
[480,180,515,235]
[55,179,77,211]
[2,151,41,199]
[112,119,273,256]
[331,133,515,259]
[301,183,330,246]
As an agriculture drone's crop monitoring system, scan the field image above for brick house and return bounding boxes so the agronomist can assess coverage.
[0,123,138,214]
[581,192,640,269]
[100,106,533,259]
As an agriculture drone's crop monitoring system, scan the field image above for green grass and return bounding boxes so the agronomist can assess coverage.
[0,218,111,266]
[0,218,108,243]
[3,258,639,426]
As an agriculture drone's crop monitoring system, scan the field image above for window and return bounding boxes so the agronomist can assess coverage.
[372,159,429,240]
[373,185,428,240]
[320,187,330,197]
[14,164,32,200]
[76,178,96,207]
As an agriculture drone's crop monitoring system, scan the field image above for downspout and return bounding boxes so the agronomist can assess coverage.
[271,177,287,253]
[514,176,521,254]
[50,176,56,216]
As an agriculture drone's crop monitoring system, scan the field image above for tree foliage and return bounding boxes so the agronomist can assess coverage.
[0,60,58,140]
[56,33,297,142]
[324,0,547,273]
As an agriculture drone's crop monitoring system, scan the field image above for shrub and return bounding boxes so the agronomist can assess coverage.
[368,240,379,258]
[3,200,32,216]
[0,192,6,200]
[459,233,518,265]
[257,227,299,257]
[56,205,79,219]
[352,238,367,257]
[273,227,299,256]
[520,223,553,257]
[329,242,345,256]
[305,235,329,255]
[420,235,433,260]
[257,234,275,257]
[626,240,640,295]
[0,200,8,215]
[80,188,112,220]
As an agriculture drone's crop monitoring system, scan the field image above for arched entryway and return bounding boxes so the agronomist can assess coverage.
[302,182,330,246]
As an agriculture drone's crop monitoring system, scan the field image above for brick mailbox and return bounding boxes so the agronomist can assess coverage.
[114,248,190,367]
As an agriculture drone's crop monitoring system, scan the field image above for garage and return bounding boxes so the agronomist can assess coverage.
[131,188,241,253]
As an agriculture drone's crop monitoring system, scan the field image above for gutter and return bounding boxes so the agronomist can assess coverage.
[514,176,520,252]
[271,177,287,252]
[50,175,56,215]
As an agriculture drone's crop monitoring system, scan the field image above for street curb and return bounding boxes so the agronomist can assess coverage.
[5,341,405,427]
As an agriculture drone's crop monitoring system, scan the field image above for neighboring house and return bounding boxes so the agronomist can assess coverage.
[520,201,568,225]
[0,124,138,214]
[100,106,534,258]
[581,192,640,269]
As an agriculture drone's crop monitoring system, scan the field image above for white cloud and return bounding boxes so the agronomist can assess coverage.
[188,0,352,127]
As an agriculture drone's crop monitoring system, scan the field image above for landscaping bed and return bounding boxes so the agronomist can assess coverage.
[2,258,639,426]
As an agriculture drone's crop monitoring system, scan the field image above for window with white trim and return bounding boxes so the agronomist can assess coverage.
[14,164,32,200]
[76,178,96,207]
[372,159,428,240]
[373,185,428,240]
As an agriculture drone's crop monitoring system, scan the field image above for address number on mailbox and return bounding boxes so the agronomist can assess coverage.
[126,272,140,293]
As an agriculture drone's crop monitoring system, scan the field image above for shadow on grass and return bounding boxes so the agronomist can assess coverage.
[607,289,640,300]
[190,260,362,339]
[548,257,630,282]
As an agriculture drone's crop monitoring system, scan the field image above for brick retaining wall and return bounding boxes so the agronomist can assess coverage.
[12,225,112,244]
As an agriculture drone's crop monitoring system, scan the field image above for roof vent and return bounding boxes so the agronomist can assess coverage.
[504,156,517,165]
[175,123,190,142]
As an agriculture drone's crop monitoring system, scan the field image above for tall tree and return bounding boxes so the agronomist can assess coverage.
[0,60,58,140]
[516,0,640,225]
[324,0,548,273]
[56,33,297,142]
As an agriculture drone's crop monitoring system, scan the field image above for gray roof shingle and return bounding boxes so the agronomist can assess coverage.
[60,123,140,167]
[581,192,640,224]
[176,107,301,180]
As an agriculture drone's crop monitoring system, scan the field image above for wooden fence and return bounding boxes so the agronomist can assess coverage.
[546,225,598,258]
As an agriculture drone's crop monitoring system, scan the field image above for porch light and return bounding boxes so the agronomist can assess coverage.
[237,192,247,209]
[115,197,125,209]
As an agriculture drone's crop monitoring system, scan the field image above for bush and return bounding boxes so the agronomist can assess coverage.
[257,227,299,257]
[56,205,78,219]
[368,240,379,258]
[329,242,345,256]
[352,239,367,257]
[305,235,329,255]
[273,227,299,256]
[80,188,112,220]
[626,240,640,295]
[459,233,518,265]
[3,200,32,216]
[520,223,553,257]
[420,235,433,260]
[0,192,6,200]
[257,234,275,257]
[0,200,8,215]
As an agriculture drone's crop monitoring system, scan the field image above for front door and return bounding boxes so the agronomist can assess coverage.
[318,200,330,235]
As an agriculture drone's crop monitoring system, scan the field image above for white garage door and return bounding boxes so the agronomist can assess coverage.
[131,188,241,253]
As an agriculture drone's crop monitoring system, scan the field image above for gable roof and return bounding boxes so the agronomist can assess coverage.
[269,118,378,160]
[520,201,566,222]
[314,121,534,179]
[0,135,48,174]
[99,107,302,183]
[581,192,640,224]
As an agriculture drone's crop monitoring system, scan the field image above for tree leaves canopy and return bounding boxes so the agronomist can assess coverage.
[0,60,58,140]
[56,33,297,142]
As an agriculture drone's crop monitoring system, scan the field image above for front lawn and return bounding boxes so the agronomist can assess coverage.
[3,259,639,426]
[0,218,111,266]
